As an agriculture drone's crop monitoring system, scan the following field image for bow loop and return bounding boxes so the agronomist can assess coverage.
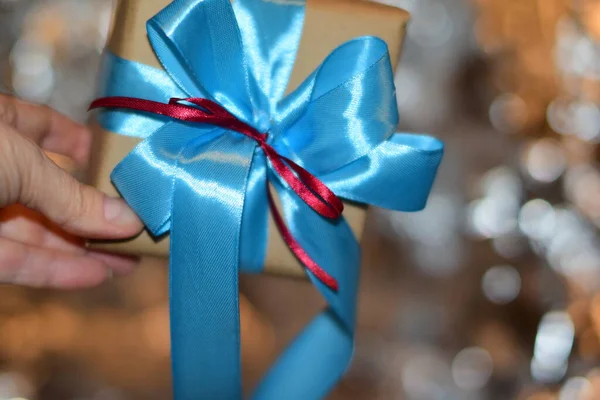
[272,37,399,175]
[96,53,186,138]
[323,133,444,212]
[110,122,220,235]
[232,0,306,113]
[147,0,257,125]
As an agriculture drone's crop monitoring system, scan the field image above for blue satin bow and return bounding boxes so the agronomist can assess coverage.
[95,0,443,398]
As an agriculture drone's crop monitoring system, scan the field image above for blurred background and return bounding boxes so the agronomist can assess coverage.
[0,0,598,398]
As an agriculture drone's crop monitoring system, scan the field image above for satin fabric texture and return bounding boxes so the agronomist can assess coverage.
[94,0,444,398]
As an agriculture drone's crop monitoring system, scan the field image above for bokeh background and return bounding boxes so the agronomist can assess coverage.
[0,0,599,399]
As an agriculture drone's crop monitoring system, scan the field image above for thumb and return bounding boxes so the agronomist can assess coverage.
[0,124,143,239]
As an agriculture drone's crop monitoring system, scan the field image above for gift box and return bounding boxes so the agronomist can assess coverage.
[87,0,410,278]
[86,0,443,398]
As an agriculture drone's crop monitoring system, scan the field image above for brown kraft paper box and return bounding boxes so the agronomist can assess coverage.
[87,0,410,278]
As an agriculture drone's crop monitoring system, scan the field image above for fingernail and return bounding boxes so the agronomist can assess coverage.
[104,196,139,226]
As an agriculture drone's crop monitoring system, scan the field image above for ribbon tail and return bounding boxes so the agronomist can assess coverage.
[169,132,256,399]
[252,309,353,400]
[239,150,269,274]
[252,172,360,399]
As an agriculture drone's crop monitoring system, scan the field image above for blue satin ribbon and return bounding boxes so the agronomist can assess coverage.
[95,0,444,398]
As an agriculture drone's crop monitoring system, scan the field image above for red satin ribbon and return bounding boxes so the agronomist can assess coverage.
[90,96,341,291]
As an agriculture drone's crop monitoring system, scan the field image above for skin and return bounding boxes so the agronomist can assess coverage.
[0,94,144,289]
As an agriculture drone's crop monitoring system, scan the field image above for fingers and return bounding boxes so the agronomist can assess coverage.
[0,124,143,239]
[0,236,110,289]
[0,94,92,166]
[0,205,140,276]
[0,204,83,250]
[0,95,142,289]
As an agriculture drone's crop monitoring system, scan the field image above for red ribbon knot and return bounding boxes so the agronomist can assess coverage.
[90,96,342,291]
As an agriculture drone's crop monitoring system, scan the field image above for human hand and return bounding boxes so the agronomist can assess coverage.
[0,94,144,289]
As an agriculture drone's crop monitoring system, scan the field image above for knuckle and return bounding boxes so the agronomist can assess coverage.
[0,98,17,127]
[0,128,22,205]
[65,181,85,220]
[56,175,91,227]
[17,141,48,207]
